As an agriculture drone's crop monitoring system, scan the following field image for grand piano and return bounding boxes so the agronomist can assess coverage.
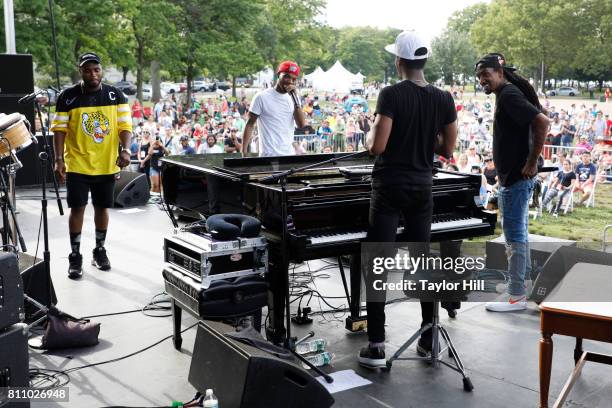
[162,153,497,343]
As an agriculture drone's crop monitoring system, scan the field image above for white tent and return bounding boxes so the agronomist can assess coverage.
[252,68,274,88]
[351,71,366,90]
[304,66,325,88]
[315,61,359,93]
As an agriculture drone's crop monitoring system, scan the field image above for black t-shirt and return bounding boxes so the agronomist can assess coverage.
[483,167,497,185]
[555,170,576,188]
[150,145,165,170]
[493,83,541,187]
[372,81,456,186]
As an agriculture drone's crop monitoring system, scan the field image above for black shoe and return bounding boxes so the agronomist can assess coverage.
[417,336,432,357]
[92,247,111,270]
[417,334,442,357]
[358,345,386,369]
[68,252,83,279]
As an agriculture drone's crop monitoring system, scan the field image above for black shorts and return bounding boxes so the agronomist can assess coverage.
[66,173,116,209]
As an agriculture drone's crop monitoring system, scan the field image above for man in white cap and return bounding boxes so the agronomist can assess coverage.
[358,31,457,369]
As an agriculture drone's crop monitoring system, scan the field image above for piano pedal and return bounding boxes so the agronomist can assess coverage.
[345,316,368,332]
[291,307,313,325]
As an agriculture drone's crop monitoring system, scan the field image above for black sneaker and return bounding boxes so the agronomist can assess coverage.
[68,252,83,279]
[416,334,441,357]
[92,247,111,270]
[358,345,386,369]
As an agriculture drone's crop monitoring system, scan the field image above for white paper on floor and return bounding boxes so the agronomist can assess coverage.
[117,208,145,214]
[316,369,372,393]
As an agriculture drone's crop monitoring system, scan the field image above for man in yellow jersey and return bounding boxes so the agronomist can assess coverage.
[51,52,132,279]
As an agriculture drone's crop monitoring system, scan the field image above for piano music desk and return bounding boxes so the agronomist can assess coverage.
[539,263,612,408]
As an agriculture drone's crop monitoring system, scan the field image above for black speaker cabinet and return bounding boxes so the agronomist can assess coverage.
[0,253,24,331]
[114,171,150,208]
[18,253,56,321]
[486,234,576,279]
[189,321,334,408]
[0,54,35,130]
[531,246,612,303]
[0,324,30,408]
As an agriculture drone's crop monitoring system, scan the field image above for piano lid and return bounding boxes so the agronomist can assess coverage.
[162,153,376,181]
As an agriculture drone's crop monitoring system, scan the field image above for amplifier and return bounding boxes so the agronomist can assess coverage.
[164,232,267,288]
[0,253,25,331]
[189,321,334,408]
[0,324,30,408]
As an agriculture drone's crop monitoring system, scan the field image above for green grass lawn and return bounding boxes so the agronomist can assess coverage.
[528,183,612,245]
[480,183,612,248]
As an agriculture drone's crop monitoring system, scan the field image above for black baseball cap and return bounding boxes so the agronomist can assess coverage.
[78,52,101,67]
[475,53,515,72]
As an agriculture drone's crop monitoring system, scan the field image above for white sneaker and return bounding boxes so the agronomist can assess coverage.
[485,295,527,312]
[495,280,533,296]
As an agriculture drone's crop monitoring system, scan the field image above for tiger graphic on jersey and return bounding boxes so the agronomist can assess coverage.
[82,111,110,144]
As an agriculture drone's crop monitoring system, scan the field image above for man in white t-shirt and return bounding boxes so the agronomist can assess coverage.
[243,61,307,156]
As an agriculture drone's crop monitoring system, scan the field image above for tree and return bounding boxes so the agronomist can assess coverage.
[568,0,612,90]
[113,0,180,102]
[171,0,265,108]
[1,0,116,83]
[432,28,478,85]
[448,2,489,34]
[470,0,580,92]
[254,0,325,81]
[335,27,400,82]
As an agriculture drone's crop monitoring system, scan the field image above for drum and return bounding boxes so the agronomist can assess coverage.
[0,113,32,158]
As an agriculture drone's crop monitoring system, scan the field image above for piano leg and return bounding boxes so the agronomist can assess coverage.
[337,257,351,307]
[345,255,368,332]
[172,298,183,350]
[265,250,288,345]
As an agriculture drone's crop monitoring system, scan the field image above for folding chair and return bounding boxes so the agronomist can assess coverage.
[585,176,598,208]
[562,184,576,215]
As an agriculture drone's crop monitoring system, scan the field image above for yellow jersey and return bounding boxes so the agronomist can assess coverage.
[50,82,132,175]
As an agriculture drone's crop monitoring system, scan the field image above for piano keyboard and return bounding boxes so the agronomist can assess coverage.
[307,216,485,246]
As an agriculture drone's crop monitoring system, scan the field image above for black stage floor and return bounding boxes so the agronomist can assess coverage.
[10,187,612,408]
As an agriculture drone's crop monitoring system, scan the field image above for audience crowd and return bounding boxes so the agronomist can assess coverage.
[125,83,612,210]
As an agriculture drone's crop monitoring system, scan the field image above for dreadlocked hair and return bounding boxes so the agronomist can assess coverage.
[503,68,541,110]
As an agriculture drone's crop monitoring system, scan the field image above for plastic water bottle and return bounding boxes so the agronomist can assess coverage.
[203,389,218,408]
[302,351,334,369]
[295,339,327,355]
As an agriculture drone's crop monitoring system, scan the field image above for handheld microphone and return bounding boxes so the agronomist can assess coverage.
[289,90,300,108]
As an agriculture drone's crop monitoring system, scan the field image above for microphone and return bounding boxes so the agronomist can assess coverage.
[18,89,45,104]
[289,90,300,108]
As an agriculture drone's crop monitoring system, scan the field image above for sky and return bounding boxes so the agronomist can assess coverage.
[323,0,490,41]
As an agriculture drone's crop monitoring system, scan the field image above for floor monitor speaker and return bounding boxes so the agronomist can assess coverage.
[189,321,334,408]
[114,171,150,208]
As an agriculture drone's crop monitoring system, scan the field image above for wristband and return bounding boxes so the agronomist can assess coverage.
[121,148,131,155]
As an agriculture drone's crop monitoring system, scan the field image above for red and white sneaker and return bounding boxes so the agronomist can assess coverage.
[485,295,527,312]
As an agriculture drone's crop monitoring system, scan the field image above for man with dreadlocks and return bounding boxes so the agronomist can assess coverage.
[475,53,549,312]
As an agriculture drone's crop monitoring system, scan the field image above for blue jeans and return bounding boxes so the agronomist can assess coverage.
[498,178,534,297]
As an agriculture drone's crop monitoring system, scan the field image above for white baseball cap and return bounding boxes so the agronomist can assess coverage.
[384,30,430,60]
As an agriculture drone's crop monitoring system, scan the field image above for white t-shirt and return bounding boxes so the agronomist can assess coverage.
[249,88,296,156]
[197,143,223,154]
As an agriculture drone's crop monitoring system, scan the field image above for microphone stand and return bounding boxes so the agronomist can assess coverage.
[261,150,369,384]
[25,95,65,328]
